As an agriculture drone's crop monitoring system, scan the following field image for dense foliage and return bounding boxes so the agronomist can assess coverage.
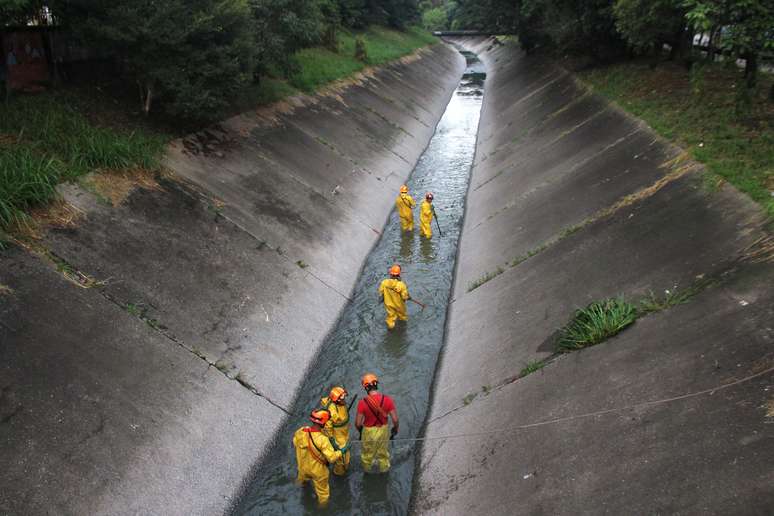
[2,0,422,117]
[422,0,772,89]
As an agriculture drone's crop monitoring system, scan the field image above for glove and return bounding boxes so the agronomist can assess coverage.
[390,427,398,440]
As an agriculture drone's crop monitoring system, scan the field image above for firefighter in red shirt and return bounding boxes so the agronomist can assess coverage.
[355,373,399,473]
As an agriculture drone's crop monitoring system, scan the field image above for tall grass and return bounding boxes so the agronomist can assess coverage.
[290,26,436,92]
[1,26,434,231]
[0,93,167,230]
[557,298,638,352]
[0,149,63,228]
[581,62,774,219]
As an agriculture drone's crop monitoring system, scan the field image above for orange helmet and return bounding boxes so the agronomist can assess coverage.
[426,192,434,201]
[329,386,347,403]
[362,373,379,390]
[389,264,401,277]
[400,185,409,193]
[310,409,331,426]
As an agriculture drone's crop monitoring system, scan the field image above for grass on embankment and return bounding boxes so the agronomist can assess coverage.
[1,26,436,234]
[0,93,167,231]
[233,26,437,110]
[580,61,773,219]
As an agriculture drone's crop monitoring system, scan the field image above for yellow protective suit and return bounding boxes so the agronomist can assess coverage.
[361,424,391,472]
[419,200,433,238]
[293,427,342,506]
[379,278,410,329]
[396,193,416,231]
[321,397,351,475]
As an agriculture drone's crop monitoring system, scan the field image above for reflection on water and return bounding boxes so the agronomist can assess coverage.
[234,49,485,516]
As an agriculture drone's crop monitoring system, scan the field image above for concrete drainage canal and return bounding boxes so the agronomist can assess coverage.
[233,48,485,515]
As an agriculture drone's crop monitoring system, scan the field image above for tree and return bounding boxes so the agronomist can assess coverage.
[422,6,449,31]
[249,0,325,75]
[613,0,689,60]
[337,0,367,28]
[373,0,420,29]
[524,0,623,60]
[684,0,774,90]
[52,0,255,118]
[450,0,519,32]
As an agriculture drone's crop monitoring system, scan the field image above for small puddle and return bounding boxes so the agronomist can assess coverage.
[234,48,485,515]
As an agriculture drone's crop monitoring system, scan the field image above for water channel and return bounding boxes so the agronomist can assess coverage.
[234,48,485,515]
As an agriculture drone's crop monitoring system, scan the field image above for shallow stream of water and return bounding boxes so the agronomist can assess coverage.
[235,49,485,515]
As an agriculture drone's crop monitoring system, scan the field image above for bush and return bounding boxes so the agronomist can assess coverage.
[54,0,255,119]
[557,298,638,352]
[354,36,368,62]
[0,149,62,229]
[422,6,448,31]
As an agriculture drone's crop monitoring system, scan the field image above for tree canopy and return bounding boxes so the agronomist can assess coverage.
[423,0,772,88]
[3,0,422,117]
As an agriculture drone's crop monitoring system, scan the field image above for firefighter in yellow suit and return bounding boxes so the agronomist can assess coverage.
[293,409,347,507]
[321,386,351,475]
[378,264,410,330]
[356,373,399,473]
[419,192,435,238]
[396,185,416,231]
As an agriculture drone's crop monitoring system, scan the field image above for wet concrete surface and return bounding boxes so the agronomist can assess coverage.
[233,49,485,516]
[414,37,774,514]
[0,43,464,515]
[0,246,277,515]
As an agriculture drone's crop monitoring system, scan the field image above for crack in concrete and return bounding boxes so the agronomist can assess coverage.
[170,172,358,302]
[363,105,417,139]
[219,148,386,241]
[427,353,566,425]
[74,413,106,446]
[0,385,22,424]
[446,253,757,424]
[368,88,433,129]
[488,69,566,128]
[474,107,611,193]
[478,78,587,164]
[467,163,699,292]
[89,281,294,415]
[473,127,644,228]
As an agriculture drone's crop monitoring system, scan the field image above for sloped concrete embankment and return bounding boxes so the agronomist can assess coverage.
[414,38,774,514]
[0,44,465,515]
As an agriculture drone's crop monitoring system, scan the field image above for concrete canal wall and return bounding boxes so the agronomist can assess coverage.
[414,37,774,514]
[0,43,465,515]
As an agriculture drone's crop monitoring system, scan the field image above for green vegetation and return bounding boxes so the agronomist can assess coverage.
[468,221,584,292]
[520,360,546,376]
[123,301,163,330]
[462,392,478,405]
[7,0,425,117]
[1,24,434,233]
[288,27,436,92]
[581,62,773,218]
[639,278,715,313]
[422,0,771,93]
[467,266,504,292]
[557,298,638,352]
[54,0,255,118]
[639,288,694,313]
[556,276,718,353]
[0,94,167,230]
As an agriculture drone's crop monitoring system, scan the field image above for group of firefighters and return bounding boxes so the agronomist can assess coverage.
[379,184,436,329]
[292,185,435,505]
[293,374,399,506]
